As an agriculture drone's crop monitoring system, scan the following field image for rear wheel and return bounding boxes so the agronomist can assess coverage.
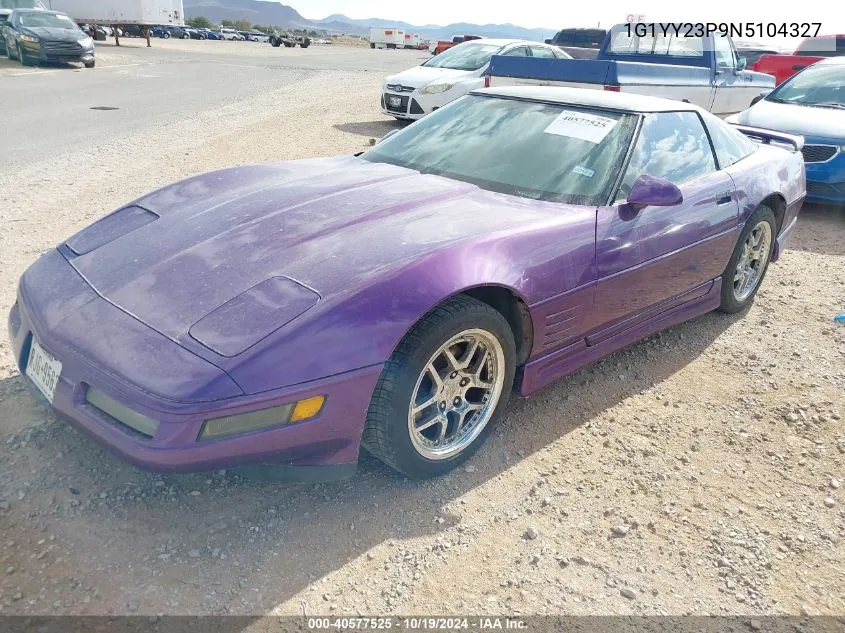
[719,205,776,313]
[362,295,515,479]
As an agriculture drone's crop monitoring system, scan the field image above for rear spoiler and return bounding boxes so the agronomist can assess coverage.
[729,124,804,153]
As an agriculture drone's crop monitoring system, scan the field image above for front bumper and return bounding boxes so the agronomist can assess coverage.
[381,89,456,120]
[22,41,94,64]
[804,150,845,205]
[9,251,381,477]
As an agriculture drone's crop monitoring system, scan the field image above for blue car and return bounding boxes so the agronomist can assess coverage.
[732,58,845,206]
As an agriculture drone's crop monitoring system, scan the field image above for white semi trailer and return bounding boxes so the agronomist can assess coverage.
[46,0,183,25]
[45,0,183,45]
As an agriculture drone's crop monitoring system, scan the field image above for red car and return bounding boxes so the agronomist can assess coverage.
[432,35,481,55]
[753,34,845,85]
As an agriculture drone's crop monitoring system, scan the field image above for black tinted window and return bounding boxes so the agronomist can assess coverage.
[619,111,716,198]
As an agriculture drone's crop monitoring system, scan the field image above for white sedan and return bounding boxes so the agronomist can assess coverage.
[382,39,570,120]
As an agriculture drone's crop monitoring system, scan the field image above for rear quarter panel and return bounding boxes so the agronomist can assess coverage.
[725,143,805,234]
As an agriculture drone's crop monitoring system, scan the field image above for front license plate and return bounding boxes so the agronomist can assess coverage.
[388,96,402,107]
[26,338,62,404]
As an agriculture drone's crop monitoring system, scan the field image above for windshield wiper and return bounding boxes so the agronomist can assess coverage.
[810,102,845,110]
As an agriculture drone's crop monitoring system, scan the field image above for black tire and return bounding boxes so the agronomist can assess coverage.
[19,44,34,66]
[182,33,189,39]
[163,32,171,39]
[370,42,375,49]
[84,59,95,68]
[718,205,777,314]
[362,295,516,479]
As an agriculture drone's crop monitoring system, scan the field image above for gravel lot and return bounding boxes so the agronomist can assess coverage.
[0,39,844,618]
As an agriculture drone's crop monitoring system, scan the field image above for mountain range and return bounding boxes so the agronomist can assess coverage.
[183,0,557,41]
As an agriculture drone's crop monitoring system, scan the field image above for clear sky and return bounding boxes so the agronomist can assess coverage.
[291,0,840,47]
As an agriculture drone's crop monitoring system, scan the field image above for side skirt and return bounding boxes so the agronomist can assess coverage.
[517,278,722,397]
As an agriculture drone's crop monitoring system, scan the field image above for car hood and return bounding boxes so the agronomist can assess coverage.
[25,27,86,41]
[385,65,476,88]
[64,156,565,350]
[737,99,845,140]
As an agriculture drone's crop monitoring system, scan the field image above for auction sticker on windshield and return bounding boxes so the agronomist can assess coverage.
[544,109,618,143]
[26,339,62,404]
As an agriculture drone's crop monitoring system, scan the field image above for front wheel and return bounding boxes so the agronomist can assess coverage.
[362,295,516,479]
[19,43,34,66]
[718,205,777,313]
[84,59,95,68]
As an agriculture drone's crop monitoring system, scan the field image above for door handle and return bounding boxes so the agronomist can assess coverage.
[716,192,732,205]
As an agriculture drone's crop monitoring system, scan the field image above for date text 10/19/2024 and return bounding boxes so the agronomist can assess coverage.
[307,618,528,630]
[625,22,823,39]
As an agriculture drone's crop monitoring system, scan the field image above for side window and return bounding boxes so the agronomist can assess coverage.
[618,112,717,200]
[700,110,757,168]
[503,46,529,57]
[713,35,735,70]
[530,46,557,59]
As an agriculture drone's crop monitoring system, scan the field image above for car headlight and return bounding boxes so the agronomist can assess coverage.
[198,395,326,440]
[79,36,93,47]
[19,34,39,43]
[419,83,455,95]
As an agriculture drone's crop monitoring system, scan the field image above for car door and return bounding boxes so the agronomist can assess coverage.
[710,35,755,115]
[589,110,739,341]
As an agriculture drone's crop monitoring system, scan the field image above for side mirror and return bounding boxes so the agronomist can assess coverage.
[378,129,400,144]
[750,89,771,106]
[736,56,747,72]
[626,175,683,209]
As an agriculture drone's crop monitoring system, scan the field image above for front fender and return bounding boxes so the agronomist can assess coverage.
[226,221,596,395]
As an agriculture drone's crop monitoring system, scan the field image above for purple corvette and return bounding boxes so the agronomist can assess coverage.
[9,87,805,480]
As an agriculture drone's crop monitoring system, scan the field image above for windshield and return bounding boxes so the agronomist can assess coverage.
[363,95,637,205]
[0,0,44,7]
[423,42,502,71]
[19,11,78,29]
[768,63,845,108]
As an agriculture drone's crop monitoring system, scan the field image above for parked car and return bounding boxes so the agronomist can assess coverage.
[544,27,607,59]
[383,39,570,120]
[734,42,783,67]
[152,25,187,39]
[218,28,243,41]
[197,28,221,40]
[729,58,845,205]
[753,35,845,85]
[247,31,269,43]
[237,31,250,41]
[0,0,45,56]
[9,87,805,481]
[121,25,148,38]
[432,34,481,56]
[182,27,206,40]
[2,8,94,67]
[486,23,775,116]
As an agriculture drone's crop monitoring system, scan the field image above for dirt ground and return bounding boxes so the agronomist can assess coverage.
[0,41,844,618]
